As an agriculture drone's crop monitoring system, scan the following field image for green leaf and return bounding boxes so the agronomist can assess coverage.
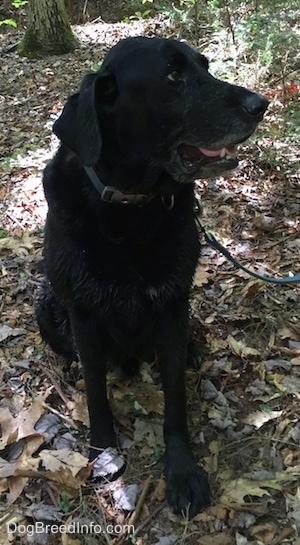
[58,491,71,513]
[12,0,28,7]
[0,19,17,27]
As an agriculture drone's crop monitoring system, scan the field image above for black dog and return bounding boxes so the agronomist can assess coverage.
[36,36,268,517]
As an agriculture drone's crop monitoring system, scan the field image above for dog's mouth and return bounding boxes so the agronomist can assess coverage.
[177,143,238,170]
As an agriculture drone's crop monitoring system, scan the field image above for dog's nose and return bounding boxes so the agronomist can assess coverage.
[243,92,269,117]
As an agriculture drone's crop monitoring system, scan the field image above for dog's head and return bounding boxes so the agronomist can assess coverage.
[54,37,268,184]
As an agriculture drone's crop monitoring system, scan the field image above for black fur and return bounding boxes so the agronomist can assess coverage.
[36,36,268,517]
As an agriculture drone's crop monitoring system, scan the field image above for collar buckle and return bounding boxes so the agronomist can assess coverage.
[101,186,152,206]
[84,166,154,207]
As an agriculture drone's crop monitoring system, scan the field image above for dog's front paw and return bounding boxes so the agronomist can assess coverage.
[165,458,210,518]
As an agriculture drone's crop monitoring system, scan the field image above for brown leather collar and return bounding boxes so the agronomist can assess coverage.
[84,166,156,206]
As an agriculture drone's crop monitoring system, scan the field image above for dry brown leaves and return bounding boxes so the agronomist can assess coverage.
[0,16,299,545]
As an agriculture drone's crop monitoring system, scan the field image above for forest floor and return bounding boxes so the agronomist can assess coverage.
[0,13,300,545]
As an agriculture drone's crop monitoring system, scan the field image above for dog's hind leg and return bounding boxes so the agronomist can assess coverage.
[35,278,77,361]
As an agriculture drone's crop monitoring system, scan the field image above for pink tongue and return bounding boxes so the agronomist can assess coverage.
[199,147,223,157]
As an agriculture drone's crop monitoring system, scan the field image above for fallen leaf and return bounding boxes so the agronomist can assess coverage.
[198,535,234,545]
[194,264,211,287]
[113,483,140,511]
[91,447,125,479]
[0,397,46,450]
[135,383,164,415]
[248,521,277,544]
[209,338,228,353]
[206,439,222,473]
[68,392,90,427]
[0,234,38,256]
[39,449,88,477]
[140,362,155,383]
[0,458,14,478]
[61,535,81,545]
[269,373,300,398]
[220,472,298,505]
[155,536,178,545]
[241,280,264,298]
[205,313,217,324]
[0,324,25,343]
[291,356,300,366]
[265,359,291,371]
[235,532,249,545]
[227,335,260,358]
[208,505,229,520]
[134,418,164,455]
[7,476,27,505]
[253,214,277,231]
[220,479,272,504]
[278,327,299,341]
[243,409,283,428]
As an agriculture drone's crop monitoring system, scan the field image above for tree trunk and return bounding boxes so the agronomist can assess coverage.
[18,0,79,58]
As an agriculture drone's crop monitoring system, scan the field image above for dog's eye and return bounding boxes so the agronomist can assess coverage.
[167,70,182,83]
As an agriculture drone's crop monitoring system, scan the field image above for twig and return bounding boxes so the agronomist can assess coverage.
[265,232,299,249]
[6,212,26,231]
[42,402,79,430]
[38,365,79,428]
[82,0,88,18]
[224,4,235,45]
[40,364,69,404]
[114,475,154,545]
[128,475,153,526]
[273,345,300,357]
[271,66,300,85]
[134,501,167,537]
[1,42,19,55]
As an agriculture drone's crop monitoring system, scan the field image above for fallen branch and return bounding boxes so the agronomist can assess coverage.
[114,474,154,545]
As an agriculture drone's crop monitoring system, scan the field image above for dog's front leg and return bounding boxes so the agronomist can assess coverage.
[157,305,210,518]
[69,308,116,459]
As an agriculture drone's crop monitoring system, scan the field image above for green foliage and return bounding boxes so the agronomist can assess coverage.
[0,0,28,27]
[150,446,163,461]
[234,6,299,72]
[12,0,28,7]
[152,0,202,35]
[130,0,298,82]
[123,9,152,21]
[0,18,17,27]
[58,491,71,513]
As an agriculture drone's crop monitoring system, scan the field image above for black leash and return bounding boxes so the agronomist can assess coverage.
[194,199,300,285]
[84,165,299,284]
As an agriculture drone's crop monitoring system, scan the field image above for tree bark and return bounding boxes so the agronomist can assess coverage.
[18,0,79,57]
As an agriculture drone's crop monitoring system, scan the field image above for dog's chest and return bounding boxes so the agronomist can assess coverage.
[82,232,198,313]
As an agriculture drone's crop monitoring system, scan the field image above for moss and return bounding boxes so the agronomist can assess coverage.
[18,0,80,58]
[18,27,79,57]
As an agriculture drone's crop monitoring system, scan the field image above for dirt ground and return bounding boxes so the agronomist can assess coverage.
[0,15,300,545]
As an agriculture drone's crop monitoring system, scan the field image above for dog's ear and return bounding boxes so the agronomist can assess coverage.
[53,71,117,166]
